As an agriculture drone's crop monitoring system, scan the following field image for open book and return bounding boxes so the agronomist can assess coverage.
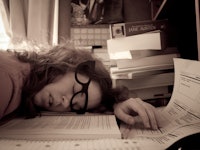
[0,113,121,140]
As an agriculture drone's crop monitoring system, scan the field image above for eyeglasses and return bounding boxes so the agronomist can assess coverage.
[70,60,95,114]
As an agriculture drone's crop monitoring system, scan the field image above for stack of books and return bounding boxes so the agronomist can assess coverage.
[107,19,180,107]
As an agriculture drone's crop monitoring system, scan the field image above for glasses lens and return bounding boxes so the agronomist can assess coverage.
[71,92,87,114]
[70,61,95,114]
[76,61,95,79]
[76,73,90,84]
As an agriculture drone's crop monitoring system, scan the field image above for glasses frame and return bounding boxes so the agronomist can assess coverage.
[70,60,95,114]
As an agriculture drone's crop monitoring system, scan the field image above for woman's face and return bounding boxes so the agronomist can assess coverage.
[33,72,102,112]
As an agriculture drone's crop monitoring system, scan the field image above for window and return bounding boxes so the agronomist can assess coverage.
[0,12,10,50]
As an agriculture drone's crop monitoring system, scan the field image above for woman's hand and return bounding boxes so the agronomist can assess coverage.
[114,98,162,130]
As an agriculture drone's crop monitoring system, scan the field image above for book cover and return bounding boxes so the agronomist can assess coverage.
[110,63,174,76]
[111,69,173,79]
[116,53,180,69]
[110,19,168,39]
[107,30,167,53]
[129,47,179,60]
[112,72,174,90]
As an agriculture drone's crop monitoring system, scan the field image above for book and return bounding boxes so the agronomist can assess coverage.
[107,30,167,53]
[112,72,174,90]
[129,86,172,100]
[129,46,179,60]
[110,19,168,39]
[109,48,179,80]
[0,113,121,140]
[110,68,174,79]
[110,63,174,76]
[116,53,180,69]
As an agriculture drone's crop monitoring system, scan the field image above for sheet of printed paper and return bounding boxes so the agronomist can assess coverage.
[0,138,164,150]
[120,58,200,149]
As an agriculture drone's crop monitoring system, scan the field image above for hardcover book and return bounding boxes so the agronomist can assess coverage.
[107,30,167,52]
[110,19,168,39]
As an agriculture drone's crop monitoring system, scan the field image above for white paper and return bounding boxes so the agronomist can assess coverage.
[107,31,162,53]
[108,51,132,60]
[120,58,200,149]
[0,138,164,150]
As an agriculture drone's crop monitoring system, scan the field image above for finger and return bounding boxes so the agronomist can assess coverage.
[137,99,159,129]
[145,105,158,130]
[129,98,151,128]
[136,108,151,128]
[154,107,167,128]
[114,108,135,125]
[120,124,131,139]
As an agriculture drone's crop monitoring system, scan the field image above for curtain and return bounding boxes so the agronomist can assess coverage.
[1,0,71,46]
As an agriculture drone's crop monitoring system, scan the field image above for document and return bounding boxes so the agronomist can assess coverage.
[120,58,200,149]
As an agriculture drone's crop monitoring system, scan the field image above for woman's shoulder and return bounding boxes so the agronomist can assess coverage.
[0,50,31,79]
[0,51,31,119]
[0,51,15,67]
[0,50,16,62]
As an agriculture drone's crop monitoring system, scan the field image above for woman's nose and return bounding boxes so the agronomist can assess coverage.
[61,96,70,108]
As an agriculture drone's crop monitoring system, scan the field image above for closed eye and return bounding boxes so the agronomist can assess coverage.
[71,92,86,109]
[71,103,81,110]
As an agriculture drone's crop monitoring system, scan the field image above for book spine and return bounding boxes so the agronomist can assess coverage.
[110,19,168,39]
